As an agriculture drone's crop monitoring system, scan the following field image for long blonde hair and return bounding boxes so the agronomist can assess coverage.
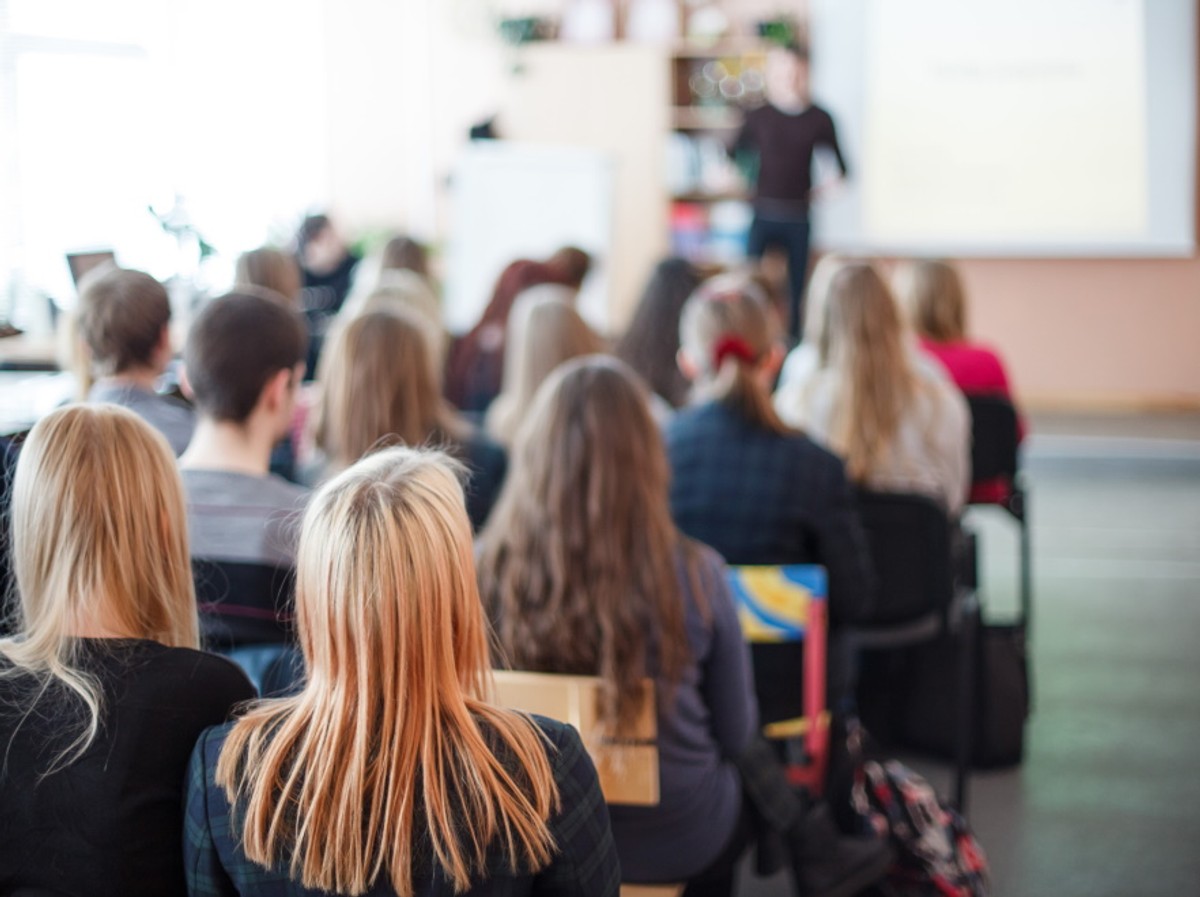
[814,262,918,482]
[216,448,557,895]
[893,259,968,343]
[679,273,790,434]
[1,404,198,769]
[479,357,696,736]
[485,286,605,446]
[311,308,469,472]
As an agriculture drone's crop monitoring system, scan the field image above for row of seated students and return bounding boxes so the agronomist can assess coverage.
[0,239,1020,896]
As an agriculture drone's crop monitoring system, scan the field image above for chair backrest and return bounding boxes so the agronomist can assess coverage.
[967,395,1019,484]
[491,670,659,806]
[192,559,296,649]
[854,490,953,626]
[726,565,827,726]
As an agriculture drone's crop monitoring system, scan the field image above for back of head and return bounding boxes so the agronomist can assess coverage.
[314,308,450,468]
[235,247,303,306]
[816,261,914,481]
[893,259,967,343]
[76,266,171,379]
[4,404,197,764]
[545,246,592,290]
[615,257,701,408]
[481,356,689,734]
[218,447,556,894]
[489,287,604,445]
[380,235,430,279]
[679,273,789,434]
[185,291,307,424]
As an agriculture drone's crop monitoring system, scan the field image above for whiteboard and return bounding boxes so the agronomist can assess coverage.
[444,141,615,334]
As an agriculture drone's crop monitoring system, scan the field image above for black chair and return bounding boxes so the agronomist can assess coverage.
[848,489,976,813]
[191,559,296,691]
[966,395,1032,635]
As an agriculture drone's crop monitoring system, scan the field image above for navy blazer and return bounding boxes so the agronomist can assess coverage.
[665,401,876,625]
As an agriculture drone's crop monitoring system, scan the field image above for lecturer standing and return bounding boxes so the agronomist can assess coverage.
[734,43,848,341]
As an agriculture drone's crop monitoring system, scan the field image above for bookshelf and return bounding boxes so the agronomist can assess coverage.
[666,42,767,266]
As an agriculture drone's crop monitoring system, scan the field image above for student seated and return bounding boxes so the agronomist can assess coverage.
[664,275,876,702]
[0,405,254,897]
[774,262,971,516]
[484,286,605,446]
[179,292,310,664]
[615,257,702,411]
[477,357,889,897]
[235,247,303,308]
[183,447,620,897]
[310,308,506,530]
[76,265,194,454]
[894,259,1022,406]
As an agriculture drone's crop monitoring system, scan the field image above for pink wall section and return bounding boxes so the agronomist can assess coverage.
[957,257,1200,409]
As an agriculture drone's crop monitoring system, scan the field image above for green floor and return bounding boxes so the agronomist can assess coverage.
[744,414,1200,897]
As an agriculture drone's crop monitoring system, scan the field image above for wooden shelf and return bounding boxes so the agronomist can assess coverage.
[671,41,770,59]
[671,192,751,204]
[671,105,743,130]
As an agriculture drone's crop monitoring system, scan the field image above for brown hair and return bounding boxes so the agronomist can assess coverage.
[217,448,557,895]
[478,357,696,736]
[894,259,968,343]
[679,273,791,435]
[235,247,303,306]
[184,292,307,424]
[485,287,605,446]
[614,257,701,408]
[313,308,468,472]
[380,235,430,279]
[76,267,171,379]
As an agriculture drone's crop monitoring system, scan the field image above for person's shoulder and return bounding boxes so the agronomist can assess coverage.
[142,645,257,699]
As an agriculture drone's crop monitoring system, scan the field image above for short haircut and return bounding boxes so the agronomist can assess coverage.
[77,267,171,376]
[185,291,308,424]
[297,214,330,251]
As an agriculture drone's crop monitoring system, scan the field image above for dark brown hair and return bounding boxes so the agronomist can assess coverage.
[184,291,307,424]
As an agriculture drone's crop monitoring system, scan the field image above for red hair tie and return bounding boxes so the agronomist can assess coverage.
[713,334,757,368]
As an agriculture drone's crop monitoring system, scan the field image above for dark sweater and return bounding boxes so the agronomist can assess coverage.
[665,402,875,625]
[733,103,848,213]
[0,639,255,897]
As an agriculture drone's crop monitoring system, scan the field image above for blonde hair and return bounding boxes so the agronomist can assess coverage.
[800,254,851,345]
[216,448,558,895]
[894,259,968,343]
[339,270,446,373]
[0,404,198,769]
[312,308,468,473]
[679,273,790,434]
[479,357,697,736]
[485,286,605,446]
[813,262,919,482]
[235,247,303,306]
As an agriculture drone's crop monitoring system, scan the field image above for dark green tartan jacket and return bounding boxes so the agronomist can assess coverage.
[183,716,620,897]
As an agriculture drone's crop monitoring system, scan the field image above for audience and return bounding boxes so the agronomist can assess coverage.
[179,292,310,665]
[665,274,875,702]
[444,258,577,413]
[0,405,254,897]
[183,447,620,896]
[310,307,506,530]
[894,259,1015,397]
[337,270,446,372]
[774,261,971,515]
[234,247,303,307]
[477,357,888,897]
[615,257,702,410]
[485,286,605,446]
[75,265,195,455]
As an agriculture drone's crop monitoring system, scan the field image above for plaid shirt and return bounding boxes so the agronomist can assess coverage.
[666,402,876,625]
[184,717,620,897]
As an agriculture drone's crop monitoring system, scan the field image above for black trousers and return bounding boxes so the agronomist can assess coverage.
[746,211,811,341]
